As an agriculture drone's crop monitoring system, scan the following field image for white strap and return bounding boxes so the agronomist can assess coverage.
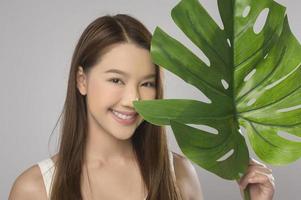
[37,152,174,199]
[38,158,55,198]
[169,151,176,180]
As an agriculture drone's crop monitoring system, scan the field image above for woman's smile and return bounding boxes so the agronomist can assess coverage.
[109,108,138,125]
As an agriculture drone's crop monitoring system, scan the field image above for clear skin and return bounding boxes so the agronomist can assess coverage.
[8,43,274,200]
[76,42,158,199]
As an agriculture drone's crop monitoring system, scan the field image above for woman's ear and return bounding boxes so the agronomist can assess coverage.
[76,66,88,96]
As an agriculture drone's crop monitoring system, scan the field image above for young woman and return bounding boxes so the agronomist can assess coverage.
[9,14,275,200]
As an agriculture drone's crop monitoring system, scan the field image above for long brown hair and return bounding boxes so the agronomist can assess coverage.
[50,14,182,200]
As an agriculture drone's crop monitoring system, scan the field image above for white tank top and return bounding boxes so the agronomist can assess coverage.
[38,151,175,199]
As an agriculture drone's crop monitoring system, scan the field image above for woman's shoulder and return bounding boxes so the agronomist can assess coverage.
[171,151,204,200]
[8,155,58,200]
[171,151,198,180]
[8,163,47,200]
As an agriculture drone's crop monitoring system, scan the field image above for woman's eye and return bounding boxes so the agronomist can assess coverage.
[143,82,156,88]
[109,78,123,85]
[108,78,155,88]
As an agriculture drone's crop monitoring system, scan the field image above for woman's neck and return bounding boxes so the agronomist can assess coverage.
[84,116,136,167]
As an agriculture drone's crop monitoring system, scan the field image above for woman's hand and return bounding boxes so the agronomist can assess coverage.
[237,158,275,200]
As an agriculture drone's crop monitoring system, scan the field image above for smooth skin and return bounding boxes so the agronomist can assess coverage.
[9,43,274,200]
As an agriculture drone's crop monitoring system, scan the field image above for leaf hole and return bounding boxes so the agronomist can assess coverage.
[216,149,234,162]
[277,104,301,113]
[253,8,269,34]
[243,69,256,82]
[239,125,246,136]
[227,38,231,47]
[277,131,301,142]
[221,79,229,89]
[265,65,299,90]
[265,80,279,90]
[187,124,219,135]
[202,54,211,67]
[247,98,256,106]
[205,97,212,104]
[242,6,251,18]
[264,53,269,59]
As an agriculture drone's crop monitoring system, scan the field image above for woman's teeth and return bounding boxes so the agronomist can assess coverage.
[111,110,135,120]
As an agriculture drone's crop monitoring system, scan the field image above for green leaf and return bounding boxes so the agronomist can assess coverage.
[133,0,301,180]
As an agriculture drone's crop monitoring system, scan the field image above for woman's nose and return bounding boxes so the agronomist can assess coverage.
[121,88,140,108]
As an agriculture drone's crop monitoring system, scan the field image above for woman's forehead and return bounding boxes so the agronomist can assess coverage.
[94,43,156,76]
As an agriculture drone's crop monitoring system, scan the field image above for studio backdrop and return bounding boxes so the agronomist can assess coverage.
[1,0,300,199]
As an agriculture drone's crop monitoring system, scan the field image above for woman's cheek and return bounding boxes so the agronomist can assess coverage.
[140,88,156,100]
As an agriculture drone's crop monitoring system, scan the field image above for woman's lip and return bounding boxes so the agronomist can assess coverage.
[110,109,138,125]
[110,109,137,116]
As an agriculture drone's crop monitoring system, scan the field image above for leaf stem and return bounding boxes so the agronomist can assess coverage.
[243,185,251,200]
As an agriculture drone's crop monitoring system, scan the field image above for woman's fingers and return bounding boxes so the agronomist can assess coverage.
[239,170,274,190]
[248,171,275,185]
[238,159,274,190]
[237,158,275,199]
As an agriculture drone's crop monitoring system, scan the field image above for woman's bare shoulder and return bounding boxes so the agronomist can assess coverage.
[172,152,204,200]
[8,161,50,200]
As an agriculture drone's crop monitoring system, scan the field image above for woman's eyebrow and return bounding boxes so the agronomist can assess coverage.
[104,68,156,79]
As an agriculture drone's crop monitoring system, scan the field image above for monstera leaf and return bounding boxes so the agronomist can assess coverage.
[133,0,301,181]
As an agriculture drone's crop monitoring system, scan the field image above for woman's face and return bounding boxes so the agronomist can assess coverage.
[77,42,157,140]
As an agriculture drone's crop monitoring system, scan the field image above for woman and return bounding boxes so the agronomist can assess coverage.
[9,14,275,200]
